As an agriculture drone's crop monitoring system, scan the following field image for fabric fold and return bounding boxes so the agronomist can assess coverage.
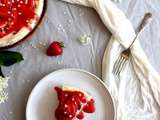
[60,0,160,119]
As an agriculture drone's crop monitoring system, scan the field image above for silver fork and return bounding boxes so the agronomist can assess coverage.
[112,13,152,76]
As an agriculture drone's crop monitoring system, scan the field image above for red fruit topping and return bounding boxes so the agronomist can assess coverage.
[72,96,81,110]
[76,111,84,119]
[0,0,38,38]
[47,41,64,56]
[54,86,95,120]
[83,99,95,113]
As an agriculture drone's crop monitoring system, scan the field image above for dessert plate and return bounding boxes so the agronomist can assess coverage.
[26,68,115,120]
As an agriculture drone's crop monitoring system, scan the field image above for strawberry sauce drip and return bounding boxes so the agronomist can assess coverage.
[54,87,95,120]
[0,0,38,38]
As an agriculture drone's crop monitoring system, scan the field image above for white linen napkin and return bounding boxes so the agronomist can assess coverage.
[60,0,160,119]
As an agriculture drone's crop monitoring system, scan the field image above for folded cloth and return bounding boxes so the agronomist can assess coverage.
[60,0,160,119]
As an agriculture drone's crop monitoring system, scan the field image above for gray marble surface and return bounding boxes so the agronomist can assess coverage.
[0,0,160,120]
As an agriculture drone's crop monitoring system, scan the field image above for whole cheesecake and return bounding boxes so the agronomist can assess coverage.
[0,0,45,47]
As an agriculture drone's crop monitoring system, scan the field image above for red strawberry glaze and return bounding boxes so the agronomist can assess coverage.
[54,86,95,120]
[0,0,39,38]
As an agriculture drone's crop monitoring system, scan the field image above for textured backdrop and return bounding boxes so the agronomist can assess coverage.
[0,0,160,119]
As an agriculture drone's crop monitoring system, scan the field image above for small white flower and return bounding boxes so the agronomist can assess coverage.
[0,76,9,104]
[78,35,92,45]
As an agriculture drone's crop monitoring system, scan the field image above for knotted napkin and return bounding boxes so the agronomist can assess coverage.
[60,0,160,119]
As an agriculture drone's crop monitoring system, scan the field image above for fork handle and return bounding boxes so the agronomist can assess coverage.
[129,13,152,48]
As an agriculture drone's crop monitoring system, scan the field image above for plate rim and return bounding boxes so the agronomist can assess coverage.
[26,68,115,120]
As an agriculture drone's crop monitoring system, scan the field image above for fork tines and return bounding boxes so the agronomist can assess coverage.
[112,54,128,76]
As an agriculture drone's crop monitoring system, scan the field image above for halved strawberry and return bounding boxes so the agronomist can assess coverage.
[19,3,28,14]
[1,0,8,5]
[83,99,95,113]
[76,111,84,119]
[28,0,36,10]
[2,0,12,8]
[0,7,10,18]
[66,100,77,117]
[71,96,81,110]
[0,18,7,28]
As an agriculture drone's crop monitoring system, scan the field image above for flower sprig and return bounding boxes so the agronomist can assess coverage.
[0,76,9,103]
[0,50,23,104]
[78,35,92,45]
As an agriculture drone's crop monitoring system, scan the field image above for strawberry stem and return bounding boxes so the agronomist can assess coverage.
[59,42,65,48]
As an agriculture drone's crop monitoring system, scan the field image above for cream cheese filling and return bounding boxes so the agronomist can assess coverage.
[62,85,92,101]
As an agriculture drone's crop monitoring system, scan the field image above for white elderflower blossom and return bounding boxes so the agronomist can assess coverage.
[78,35,92,45]
[0,76,9,104]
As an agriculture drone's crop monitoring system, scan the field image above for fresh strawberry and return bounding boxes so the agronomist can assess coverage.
[47,41,64,56]
[83,99,95,113]
[76,111,84,119]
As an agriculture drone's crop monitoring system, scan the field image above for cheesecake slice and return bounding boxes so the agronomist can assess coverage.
[54,85,95,120]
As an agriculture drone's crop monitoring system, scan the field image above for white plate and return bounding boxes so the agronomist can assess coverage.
[26,68,115,120]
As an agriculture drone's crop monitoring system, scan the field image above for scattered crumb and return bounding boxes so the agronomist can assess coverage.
[9,111,13,114]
